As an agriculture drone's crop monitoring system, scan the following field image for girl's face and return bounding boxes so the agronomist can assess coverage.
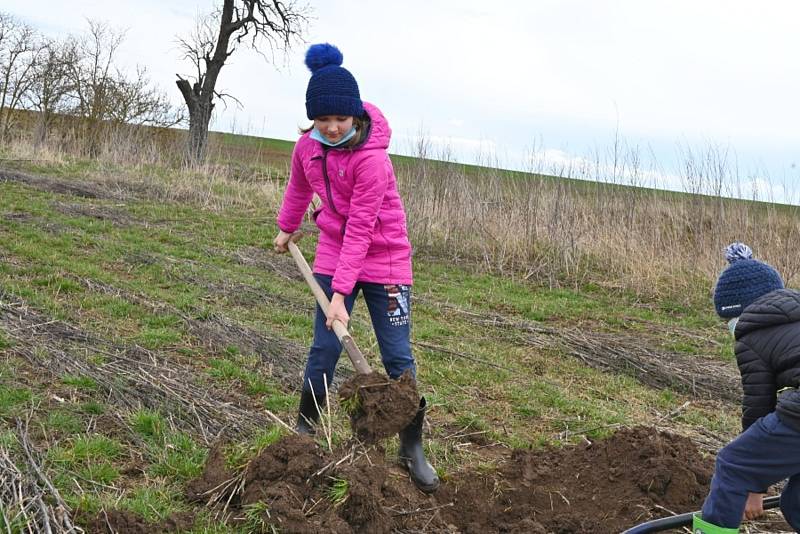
[313,115,354,143]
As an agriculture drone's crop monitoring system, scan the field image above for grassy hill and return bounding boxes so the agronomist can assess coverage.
[0,125,794,532]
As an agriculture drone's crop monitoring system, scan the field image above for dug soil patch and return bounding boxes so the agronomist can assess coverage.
[188,426,714,533]
[78,509,195,533]
[338,370,420,443]
[436,425,713,533]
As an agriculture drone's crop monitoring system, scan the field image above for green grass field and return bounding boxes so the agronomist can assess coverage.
[0,132,746,532]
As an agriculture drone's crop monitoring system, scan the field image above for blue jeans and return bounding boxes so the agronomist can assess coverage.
[301,274,416,395]
[701,411,800,529]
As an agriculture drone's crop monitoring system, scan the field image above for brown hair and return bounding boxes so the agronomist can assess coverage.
[299,115,370,148]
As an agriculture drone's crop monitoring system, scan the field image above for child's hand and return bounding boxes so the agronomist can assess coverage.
[743,492,765,520]
[326,293,350,330]
[273,230,301,253]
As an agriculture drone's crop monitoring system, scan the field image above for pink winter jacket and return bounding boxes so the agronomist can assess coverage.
[277,102,413,296]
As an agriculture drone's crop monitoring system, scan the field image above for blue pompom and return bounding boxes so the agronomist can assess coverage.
[305,43,343,73]
[725,242,753,264]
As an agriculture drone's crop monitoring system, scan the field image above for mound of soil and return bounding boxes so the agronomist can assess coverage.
[436,426,713,533]
[338,370,419,443]
[187,426,714,533]
[78,509,194,534]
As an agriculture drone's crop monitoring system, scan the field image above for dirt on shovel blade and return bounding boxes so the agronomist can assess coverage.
[338,369,419,443]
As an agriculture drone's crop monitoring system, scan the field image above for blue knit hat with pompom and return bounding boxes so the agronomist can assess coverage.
[304,43,363,120]
[713,242,784,318]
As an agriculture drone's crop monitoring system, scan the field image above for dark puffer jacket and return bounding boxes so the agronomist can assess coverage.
[734,288,800,432]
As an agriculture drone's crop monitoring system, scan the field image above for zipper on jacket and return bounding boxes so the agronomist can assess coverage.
[320,149,347,236]
[321,150,339,216]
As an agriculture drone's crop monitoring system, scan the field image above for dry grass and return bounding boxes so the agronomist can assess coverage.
[4,114,800,305]
[397,148,800,303]
[0,417,81,533]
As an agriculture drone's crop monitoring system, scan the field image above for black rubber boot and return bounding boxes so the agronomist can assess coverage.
[399,397,440,493]
[296,389,326,435]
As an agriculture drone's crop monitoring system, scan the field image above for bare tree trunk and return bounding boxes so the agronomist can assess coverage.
[177,78,214,164]
[175,0,308,165]
[188,101,213,163]
[176,0,235,165]
[33,109,48,149]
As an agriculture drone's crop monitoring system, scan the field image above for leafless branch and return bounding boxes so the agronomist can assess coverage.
[174,0,310,163]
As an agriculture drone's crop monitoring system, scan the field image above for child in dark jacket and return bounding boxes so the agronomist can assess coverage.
[694,242,800,533]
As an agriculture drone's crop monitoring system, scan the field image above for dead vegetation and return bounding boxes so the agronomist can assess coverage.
[229,245,304,282]
[0,418,81,533]
[417,298,740,403]
[398,148,800,303]
[50,201,138,226]
[0,289,284,440]
[0,168,108,199]
[77,276,332,388]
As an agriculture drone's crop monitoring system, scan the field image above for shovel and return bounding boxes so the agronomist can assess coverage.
[622,494,780,533]
[287,240,419,442]
[287,240,372,375]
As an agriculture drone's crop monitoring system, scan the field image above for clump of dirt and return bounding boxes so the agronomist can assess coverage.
[338,370,419,443]
[188,425,715,534]
[78,509,194,533]
[189,434,353,533]
[436,426,713,533]
[335,463,391,533]
[241,433,326,502]
[240,434,332,533]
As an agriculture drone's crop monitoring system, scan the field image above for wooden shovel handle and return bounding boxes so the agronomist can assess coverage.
[288,241,373,375]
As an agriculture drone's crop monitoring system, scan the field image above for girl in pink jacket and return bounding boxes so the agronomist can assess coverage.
[273,43,438,493]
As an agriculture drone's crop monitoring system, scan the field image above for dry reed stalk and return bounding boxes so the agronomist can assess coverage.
[0,417,83,533]
[0,289,280,441]
[397,143,800,303]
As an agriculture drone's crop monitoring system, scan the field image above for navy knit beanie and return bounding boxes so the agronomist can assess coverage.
[304,43,363,120]
[713,242,784,318]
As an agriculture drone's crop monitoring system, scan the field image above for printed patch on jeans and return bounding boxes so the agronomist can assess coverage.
[385,284,409,327]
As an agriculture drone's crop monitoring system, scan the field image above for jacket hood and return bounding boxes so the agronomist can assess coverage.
[735,288,800,339]
[359,102,391,151]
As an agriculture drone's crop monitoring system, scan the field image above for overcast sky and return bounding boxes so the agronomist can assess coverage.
[7,1,800,201]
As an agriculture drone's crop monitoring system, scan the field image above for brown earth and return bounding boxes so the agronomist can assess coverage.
[187,426,718,533]
[338,370,420,443]
[79,509,195,534]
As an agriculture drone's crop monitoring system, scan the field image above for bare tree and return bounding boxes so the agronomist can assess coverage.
[66,20,183,156]
[176,0,309,165]
[64,19,124,155]
[0,12,42,143]
[106,65,183,127]
[24,36,77,147]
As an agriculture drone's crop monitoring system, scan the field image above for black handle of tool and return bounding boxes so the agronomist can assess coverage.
[622,495,781,533]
